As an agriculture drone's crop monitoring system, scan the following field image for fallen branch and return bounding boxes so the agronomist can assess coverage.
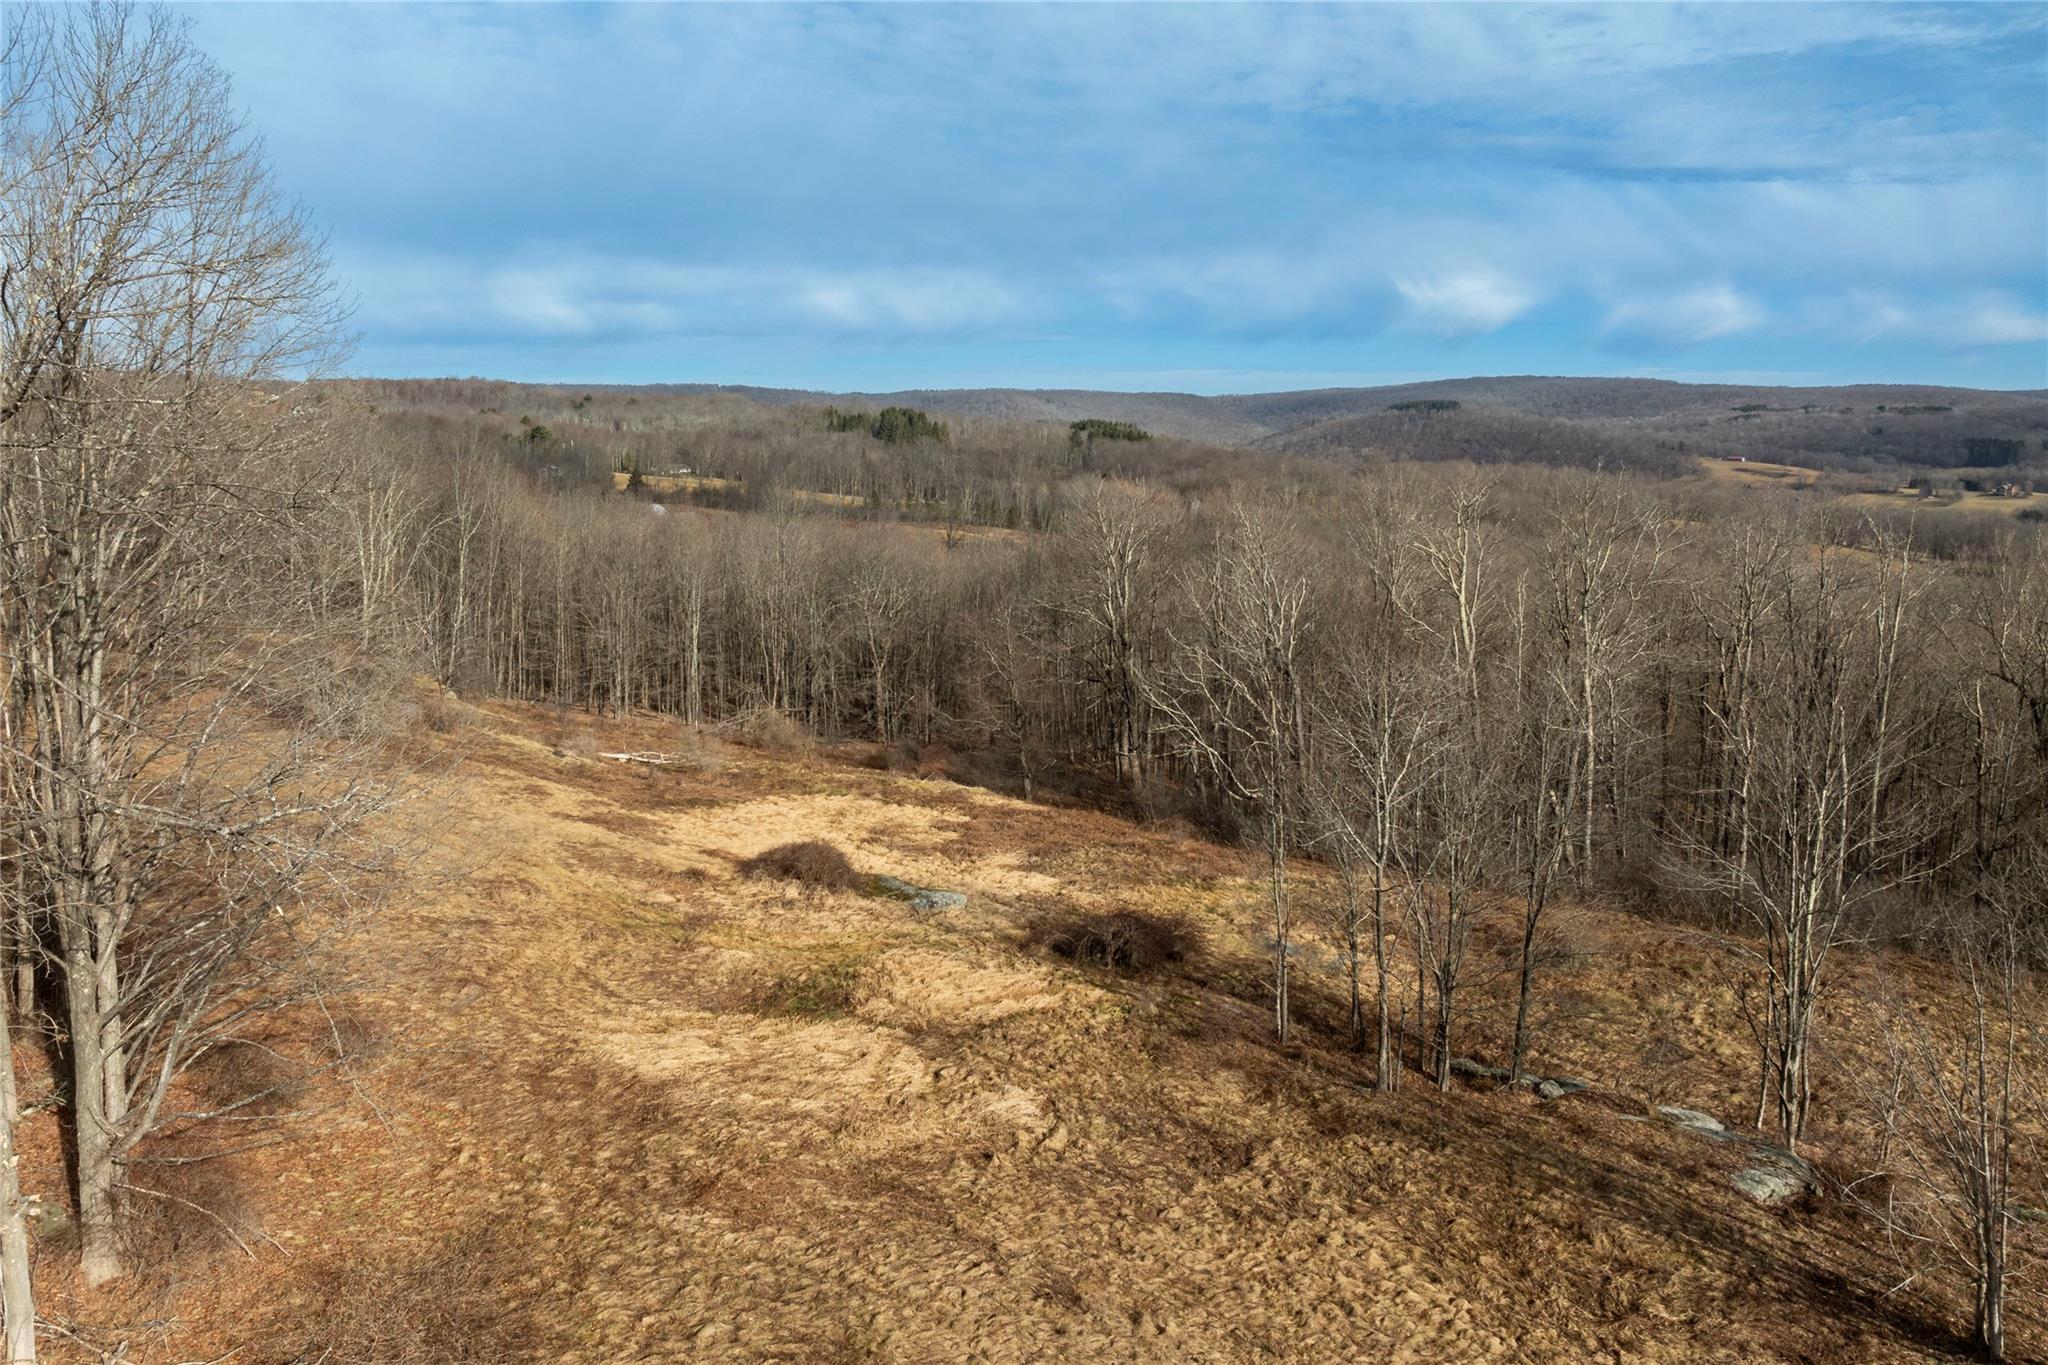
[598,751,683,766]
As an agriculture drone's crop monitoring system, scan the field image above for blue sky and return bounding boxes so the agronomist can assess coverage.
[184,2,2047,392]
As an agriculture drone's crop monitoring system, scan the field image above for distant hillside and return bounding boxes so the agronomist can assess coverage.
[647,383,1272,445]
[645,377,2048,472]
[351,375,2048,476]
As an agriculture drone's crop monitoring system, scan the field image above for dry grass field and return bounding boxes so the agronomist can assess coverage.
[20,703,2040,1363]
[1843,488,2048,518]
[1697,457,1823,491]
[611,470,867,508]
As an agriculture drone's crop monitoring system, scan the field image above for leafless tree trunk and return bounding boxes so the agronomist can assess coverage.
[1858,889,2039,1362]
[0,695,33,1361]
[0,3,395,1286]
[1063,483,1169,794]
[1148,504,1314,1042]
[1399,486,1502,1089]
[1543,476,1668,878]
[0,972,32,1364]
[1314,627,1432,1088]
[1502,482,1665,1077]
[844,551,914,742]
[1686,541,1932,1151]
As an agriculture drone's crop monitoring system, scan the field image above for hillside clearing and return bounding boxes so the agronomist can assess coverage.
[26,703,2033,1363]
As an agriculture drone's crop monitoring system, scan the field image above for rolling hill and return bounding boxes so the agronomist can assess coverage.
[623,377,2048,473]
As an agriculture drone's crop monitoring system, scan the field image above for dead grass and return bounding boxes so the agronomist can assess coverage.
[1699,455,1822,489]
[21,698,2037,1364]
[298,1219,536,1364]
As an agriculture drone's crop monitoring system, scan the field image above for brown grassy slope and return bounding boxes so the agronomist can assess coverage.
[33,702,2039,1363]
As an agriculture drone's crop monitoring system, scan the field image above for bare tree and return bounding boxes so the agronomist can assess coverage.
[1544,476,1669,875]
[1312,493,1436,1087]
[842,548,916,742]
[1502,591,1572,1086]
[977,588,1060,801]
[1860,887,2040,1362]
[1687,541,1934,1151]
[0,16,44,1351]
[1149,505,1315,1042]
[1398,485,1503,1088]
[0,1012,29,1364]
[1503,480,1665,1078]
[1406,719,1499,1089]
[0,3,388,1287]
[1060,482,1170,794]
[1313,661,1432,1087]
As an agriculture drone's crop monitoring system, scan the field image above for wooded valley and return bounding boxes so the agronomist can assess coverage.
[1,6,2044,1363]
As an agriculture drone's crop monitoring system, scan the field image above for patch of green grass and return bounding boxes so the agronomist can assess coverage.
[755,957,869,1018]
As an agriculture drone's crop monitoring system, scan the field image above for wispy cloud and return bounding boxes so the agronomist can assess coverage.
[1393,268,1541,338]
[1830,289,2048,350]
[346,251,1025,340]
[186,2,2047,387]
[1603,285,1767,349]
[1950,294,2048,348]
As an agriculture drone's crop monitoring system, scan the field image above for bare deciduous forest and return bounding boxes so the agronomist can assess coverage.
[1,6,2044,1364]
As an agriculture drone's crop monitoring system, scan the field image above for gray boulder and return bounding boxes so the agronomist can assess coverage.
[1731,1147,1814,1206]
[870,874,967,913]
[1730,1165,1804,1204]
[1656,1105,1735,1140]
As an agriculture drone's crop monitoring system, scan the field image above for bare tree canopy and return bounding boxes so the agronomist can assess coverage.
[2,2,396,1307]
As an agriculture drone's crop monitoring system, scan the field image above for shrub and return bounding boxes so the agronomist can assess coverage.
[1039,910,1189,975]
[722,706,811,752]
[419,693,466,734]
[669,726,723,772]
[739,840,861,891]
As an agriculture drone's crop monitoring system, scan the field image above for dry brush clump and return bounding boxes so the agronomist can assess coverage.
[298,1221,534,1365]
[738,840,864,892]
[722,706,814,753]
[1035,909,1192,976]
[557,727,601,759]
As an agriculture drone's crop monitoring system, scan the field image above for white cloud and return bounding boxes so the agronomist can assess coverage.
[1097,247,1373,325]
[1603,284,1765,348]
[1393,268,1539,337]
[344,250,1023,339]
[1833,289,2048,350]
[797,271,1021,332]
[1947,293,2048,348]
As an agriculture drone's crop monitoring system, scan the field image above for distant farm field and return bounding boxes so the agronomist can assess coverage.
[1697,457,1821,490]
[612,470,865,508]
[1841,488,2046,517]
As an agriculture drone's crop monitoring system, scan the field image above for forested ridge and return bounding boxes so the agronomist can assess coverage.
[618,374,2048,472]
